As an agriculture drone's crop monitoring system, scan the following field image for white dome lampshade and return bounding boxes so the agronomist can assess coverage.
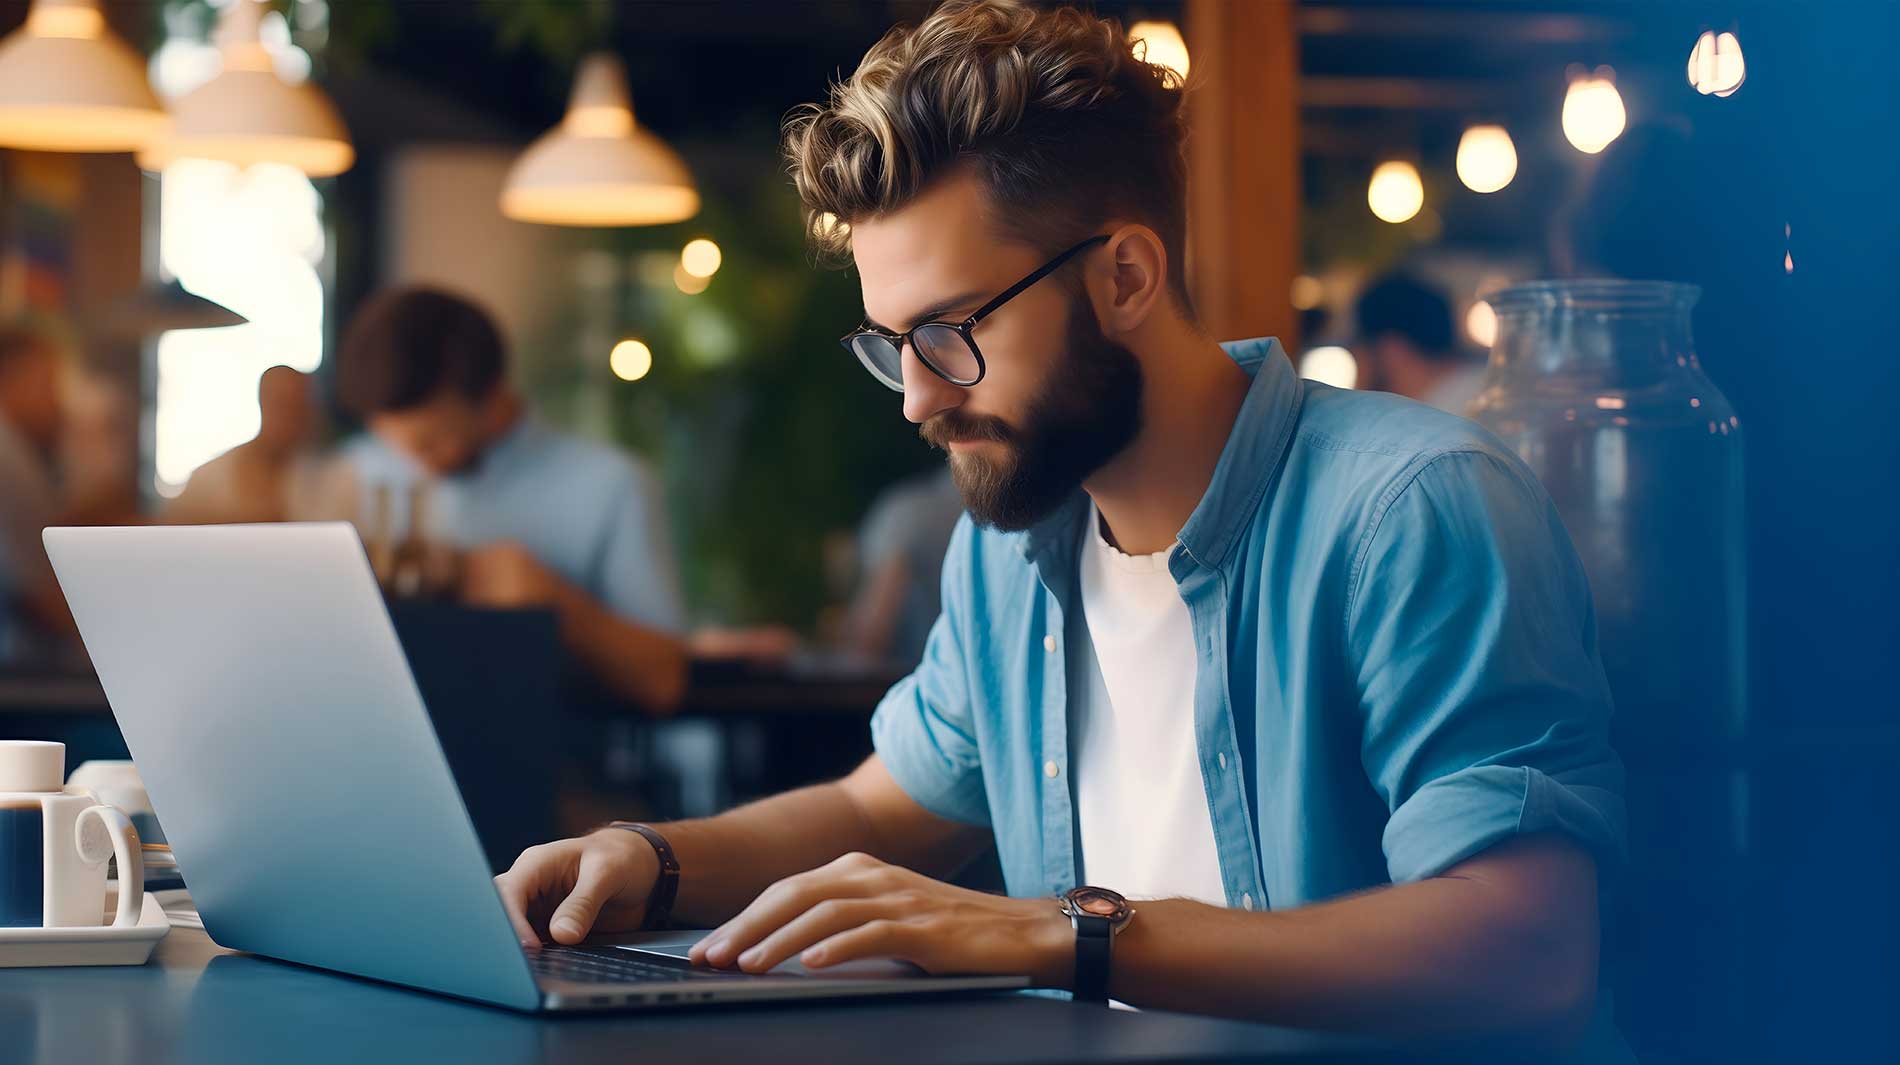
[137,0,352,177]
[0,0,168,152]
[502,53,699,227]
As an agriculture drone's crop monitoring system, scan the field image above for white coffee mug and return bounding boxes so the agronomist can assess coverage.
[0,741,144,929]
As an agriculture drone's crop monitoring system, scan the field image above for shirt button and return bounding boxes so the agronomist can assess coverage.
[1217,752,1228,771]
[1043,634,1057,653]
[1240,893,1254,911]
[1044,760,1060,779]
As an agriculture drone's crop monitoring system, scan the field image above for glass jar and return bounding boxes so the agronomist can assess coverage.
[1472,280,1749,1058]
[1472,280,1746,748]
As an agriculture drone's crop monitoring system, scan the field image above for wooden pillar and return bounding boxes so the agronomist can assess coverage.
[1184,0,1301,352]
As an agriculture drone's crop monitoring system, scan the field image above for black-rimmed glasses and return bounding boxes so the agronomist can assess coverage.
[840,235,1109,392]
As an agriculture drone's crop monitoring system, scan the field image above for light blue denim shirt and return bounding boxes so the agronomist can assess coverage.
[872,338,1629,1060]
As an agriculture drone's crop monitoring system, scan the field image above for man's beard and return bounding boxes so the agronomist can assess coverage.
[919,293,1143,532]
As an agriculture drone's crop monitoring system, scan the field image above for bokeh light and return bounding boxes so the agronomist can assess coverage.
[1367,161,1424,224]
[1562,70,1626,154]
[680,238,722,278]
[1299,345,1358,389]
[610,339,654,382]
[1128,20,1190,81]
[1456,125,1518,194]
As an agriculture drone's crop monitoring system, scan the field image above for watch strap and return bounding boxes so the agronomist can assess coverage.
[1071,912,1113,1003]
[609,822,680,931]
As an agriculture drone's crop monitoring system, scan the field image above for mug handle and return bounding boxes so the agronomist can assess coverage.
[75,805,144,927]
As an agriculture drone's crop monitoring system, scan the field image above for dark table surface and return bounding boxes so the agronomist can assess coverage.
[0,926,1404,1065]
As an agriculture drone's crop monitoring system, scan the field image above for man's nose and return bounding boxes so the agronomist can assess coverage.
[901,342,962,425]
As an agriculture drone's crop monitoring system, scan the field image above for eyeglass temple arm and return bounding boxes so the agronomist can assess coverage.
[962,236,1110,326]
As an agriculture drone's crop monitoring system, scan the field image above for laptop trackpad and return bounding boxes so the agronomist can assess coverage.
[610,939,924,979]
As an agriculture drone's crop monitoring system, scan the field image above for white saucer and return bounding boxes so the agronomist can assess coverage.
[0,894,169,968]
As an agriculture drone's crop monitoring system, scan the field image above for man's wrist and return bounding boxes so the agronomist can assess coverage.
[602,823,675,927]
[1035,903,1078,990]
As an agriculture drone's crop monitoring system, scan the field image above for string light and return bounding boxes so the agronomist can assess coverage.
[1465,300,1498,348]
[1562,68,1626,155]
[1455,125,1518,194]
[1128,20,1189,81]
[1367,161,1424,224]
[1687,31,1745,97]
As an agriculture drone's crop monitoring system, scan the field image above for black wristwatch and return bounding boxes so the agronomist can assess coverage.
[1059,886,1135,1004]
[609,822,680,931]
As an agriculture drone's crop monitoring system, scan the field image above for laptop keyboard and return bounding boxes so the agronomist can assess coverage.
[528,945,768,985]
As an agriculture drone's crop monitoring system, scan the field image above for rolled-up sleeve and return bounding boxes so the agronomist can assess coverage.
[870,517,990,827]
[1346,449,1626,884]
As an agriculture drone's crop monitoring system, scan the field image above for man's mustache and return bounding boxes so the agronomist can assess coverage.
[920,410,1015,450]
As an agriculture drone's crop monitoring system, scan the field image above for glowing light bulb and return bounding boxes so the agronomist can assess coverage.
[1562,70,1626,155]
[1128,20,1189,81]
[1687,31,1745,98]
[1367,161,1423,224]
[1466,300,1498,348]
[1455,125,1518,194]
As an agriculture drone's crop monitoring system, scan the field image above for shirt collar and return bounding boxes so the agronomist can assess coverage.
[1018,337,1302,575]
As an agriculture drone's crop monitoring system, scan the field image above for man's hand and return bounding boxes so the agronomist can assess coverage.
[493,828,661,947]
[462,541,563,609]
[687,851,1073,986]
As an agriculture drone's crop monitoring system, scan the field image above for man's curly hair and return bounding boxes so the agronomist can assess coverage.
[782,0,1192,305]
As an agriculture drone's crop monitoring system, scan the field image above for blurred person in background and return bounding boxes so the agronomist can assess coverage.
[0,326,76,663]
[334,285,691,712]
[1353,273,1485,416]
[837,466,963,668]
[167,365,323,525]
[60,366,144,528]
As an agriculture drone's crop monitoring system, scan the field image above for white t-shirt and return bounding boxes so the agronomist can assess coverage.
[1070,505,1226,906]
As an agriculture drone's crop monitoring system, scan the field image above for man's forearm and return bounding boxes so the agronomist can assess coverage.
[639,756,988,928]
[1108,836,1598,1047]
[646,783,890,926]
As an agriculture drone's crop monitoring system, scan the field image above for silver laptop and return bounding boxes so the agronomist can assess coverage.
[44,523,1026,1011]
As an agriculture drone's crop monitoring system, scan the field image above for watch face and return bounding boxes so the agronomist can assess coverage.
[1067,886,1130,920]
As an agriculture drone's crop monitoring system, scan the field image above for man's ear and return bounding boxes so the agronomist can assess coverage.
[1089,224,1169,336]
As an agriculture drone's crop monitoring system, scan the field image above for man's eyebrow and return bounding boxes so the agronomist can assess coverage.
[864,290,986,334]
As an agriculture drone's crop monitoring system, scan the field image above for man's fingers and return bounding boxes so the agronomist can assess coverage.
[492,873,542,947]
[800,918,920,971]
[695,864,876,968]
[548,848,619,945]
[733,896,893,974]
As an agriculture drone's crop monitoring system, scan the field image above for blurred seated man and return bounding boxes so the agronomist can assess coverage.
[334,286,689,711]
[166,365,321,524]
[838,466,963,667]
[0,326,76,662]
[1353,274,1486,416]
